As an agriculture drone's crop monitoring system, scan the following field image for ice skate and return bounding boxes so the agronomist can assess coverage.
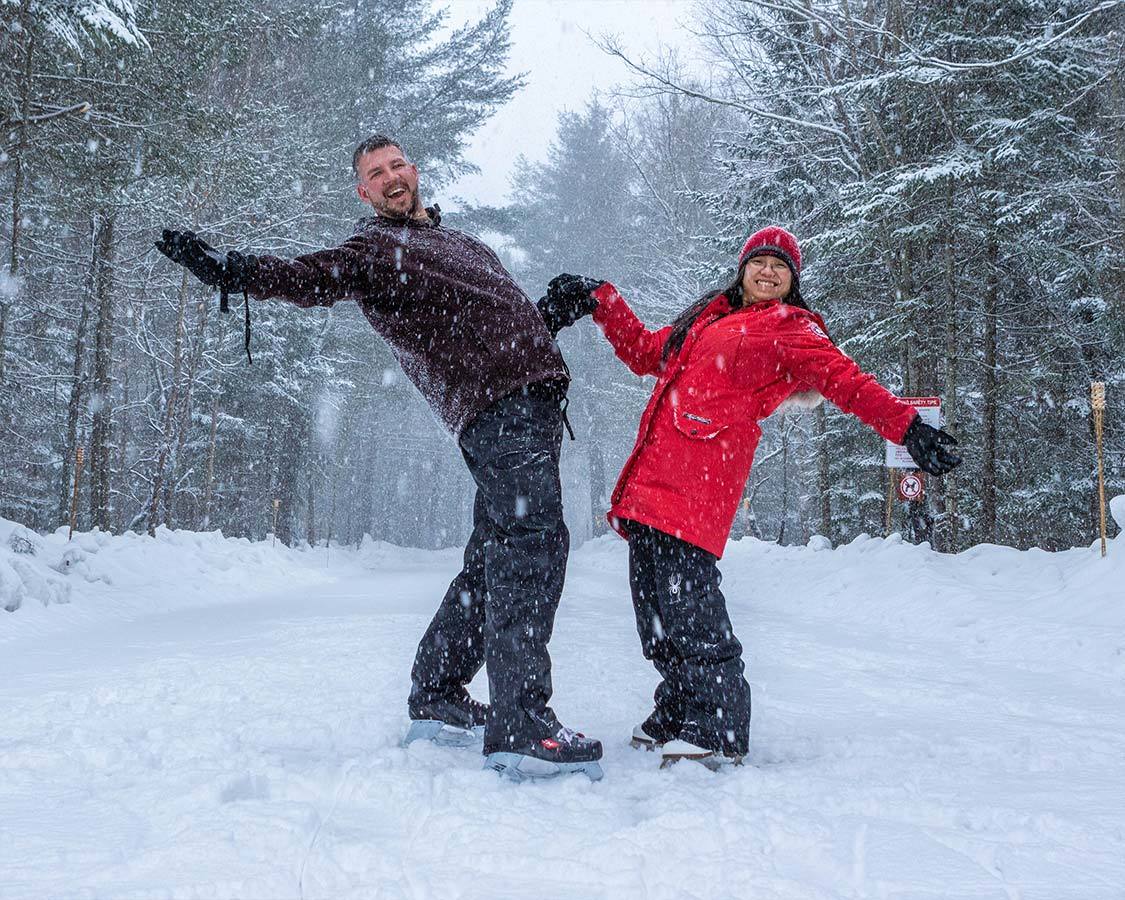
[485,724,604,782]
[403,697,488,748]
[659,739,743,771]
[629,723,664,751]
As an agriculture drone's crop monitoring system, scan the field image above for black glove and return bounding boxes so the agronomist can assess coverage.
[537,273,603,336]
[902,415,962,476]
[154,229,257,293]
[156,229,258,364]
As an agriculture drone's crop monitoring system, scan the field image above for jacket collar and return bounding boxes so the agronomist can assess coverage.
[356,203,442,233]
[735,297,782,314]
[737,296,830,333]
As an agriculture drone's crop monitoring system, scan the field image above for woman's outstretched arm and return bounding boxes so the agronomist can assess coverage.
[775,311,918,443]
[590,283,673,377]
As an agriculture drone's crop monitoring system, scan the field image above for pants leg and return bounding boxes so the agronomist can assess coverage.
[458,387,570,754]
[631,524,751,756]
[408,490,490,715]
[628,531,687,743]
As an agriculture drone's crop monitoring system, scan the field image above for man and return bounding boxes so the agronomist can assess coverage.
[155,134,602,782]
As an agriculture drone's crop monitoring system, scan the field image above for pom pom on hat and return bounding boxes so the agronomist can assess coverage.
[738,226,802,275]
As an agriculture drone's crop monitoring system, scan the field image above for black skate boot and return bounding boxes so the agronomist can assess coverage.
[403,696,488,748]
[485,723,604,782]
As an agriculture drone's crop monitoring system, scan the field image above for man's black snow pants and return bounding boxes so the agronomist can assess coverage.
[408,382,569,755]
[626,522,751,756]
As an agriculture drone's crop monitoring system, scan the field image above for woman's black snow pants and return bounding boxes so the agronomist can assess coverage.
[626,522,751,756]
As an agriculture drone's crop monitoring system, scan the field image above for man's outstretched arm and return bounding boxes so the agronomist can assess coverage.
[156,229,376,308]
[249,236,375,308]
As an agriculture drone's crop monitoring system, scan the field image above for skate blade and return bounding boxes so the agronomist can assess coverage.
[660,753,744,772]
[629,738,660,752]
[484,752,604,783]
[403,719,485,749]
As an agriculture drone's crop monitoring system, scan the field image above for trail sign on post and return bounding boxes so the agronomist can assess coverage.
[898,471,925,502]
[1092,382,1107,558]
[68,447,85,541]
[885,397,942,469]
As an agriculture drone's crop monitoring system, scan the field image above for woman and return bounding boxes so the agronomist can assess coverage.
[541,226,961,770]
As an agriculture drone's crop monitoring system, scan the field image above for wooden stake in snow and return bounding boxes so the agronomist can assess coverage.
[885,467,896,536]
[68,447,84,541]
[1092,382,1107,558]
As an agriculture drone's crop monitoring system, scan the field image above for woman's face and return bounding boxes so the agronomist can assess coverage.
[741,254,793,303]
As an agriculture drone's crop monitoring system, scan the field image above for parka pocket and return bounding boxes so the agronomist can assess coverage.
[673,409,728,440]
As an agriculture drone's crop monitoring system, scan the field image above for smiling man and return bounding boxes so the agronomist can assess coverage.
[154,134,603,782]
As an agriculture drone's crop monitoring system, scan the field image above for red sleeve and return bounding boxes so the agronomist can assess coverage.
[590,282,672,377]
[248,235,377,308]
[776,314,917,443]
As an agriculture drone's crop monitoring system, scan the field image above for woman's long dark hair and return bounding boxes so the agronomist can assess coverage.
[662,260,811,361]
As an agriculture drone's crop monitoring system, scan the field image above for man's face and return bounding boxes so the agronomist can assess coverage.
[356,145,422,219]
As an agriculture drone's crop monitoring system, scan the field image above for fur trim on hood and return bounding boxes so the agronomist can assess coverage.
[770,389,825,415]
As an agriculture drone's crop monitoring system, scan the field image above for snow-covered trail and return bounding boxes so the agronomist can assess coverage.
[2,528,1124,900]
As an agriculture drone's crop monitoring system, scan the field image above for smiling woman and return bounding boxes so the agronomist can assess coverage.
[539,223,963,770]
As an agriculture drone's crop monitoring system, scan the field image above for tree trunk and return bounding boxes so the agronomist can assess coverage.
[56,225,95,524]
[582,395,608,536]
[941,178,960,552]
[273,417,305,546]
[1,0,35,382]
[980,237,1000,542]
[146,272,189,535]
[306,466,316,547]
[898,227,918,393]
[202,392,220,529]
[165,292,209,528]
[87,211,116,531]
[777,422,790,544]
[816,405,831,538]
[115,330,132,533]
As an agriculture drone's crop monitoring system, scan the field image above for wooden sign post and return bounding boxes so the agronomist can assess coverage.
[884,467,896,535]
[885,397,941,536]
[1092,382,1107,558]
[68,447,85,541]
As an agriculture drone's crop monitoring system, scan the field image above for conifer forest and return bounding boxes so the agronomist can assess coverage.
[1,0,1121,553]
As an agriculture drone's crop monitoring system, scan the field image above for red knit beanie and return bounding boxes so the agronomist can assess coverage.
[738,226,802,275]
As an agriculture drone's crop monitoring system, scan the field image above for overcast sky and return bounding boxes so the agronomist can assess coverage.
[445,0,700,206]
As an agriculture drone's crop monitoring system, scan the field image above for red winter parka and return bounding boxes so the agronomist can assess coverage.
[591,283,918,558]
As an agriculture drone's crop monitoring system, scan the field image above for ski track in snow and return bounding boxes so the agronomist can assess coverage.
[1,527,1124,899]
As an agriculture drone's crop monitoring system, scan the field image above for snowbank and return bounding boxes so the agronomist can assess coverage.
[4,501,1121,624]
[0,517,337,629]
[717,520,1124,683]
[0,521,71,612]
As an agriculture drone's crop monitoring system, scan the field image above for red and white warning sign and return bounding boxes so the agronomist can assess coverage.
[885,397,942,469]
[897,472,924,502]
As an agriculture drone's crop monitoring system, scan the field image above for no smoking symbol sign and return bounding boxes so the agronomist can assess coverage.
[898,473,924,502]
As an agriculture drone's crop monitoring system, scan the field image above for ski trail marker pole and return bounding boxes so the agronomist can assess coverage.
[1092,382,1107,558]
[68,447,85,541]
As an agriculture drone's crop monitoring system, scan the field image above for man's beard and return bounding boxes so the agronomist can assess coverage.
[374,186,422,220]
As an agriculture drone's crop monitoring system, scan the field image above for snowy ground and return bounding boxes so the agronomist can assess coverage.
[2,514,1124,900]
